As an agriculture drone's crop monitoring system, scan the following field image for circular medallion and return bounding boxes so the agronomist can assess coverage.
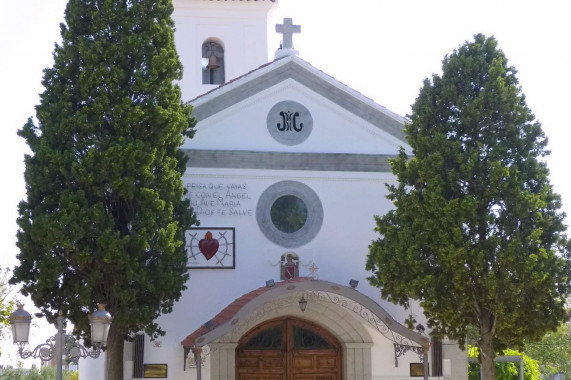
[256,181,323,248]
[267,101,313,145]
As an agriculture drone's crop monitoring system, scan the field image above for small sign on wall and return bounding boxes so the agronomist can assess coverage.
[144,364,167,378]
[410,363,427,377]
[186,228,235,269]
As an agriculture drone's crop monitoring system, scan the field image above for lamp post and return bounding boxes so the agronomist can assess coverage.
[9,303,112,380]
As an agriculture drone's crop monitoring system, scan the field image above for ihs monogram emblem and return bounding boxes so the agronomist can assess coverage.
[267,101,313,146]
[277,111,303,132]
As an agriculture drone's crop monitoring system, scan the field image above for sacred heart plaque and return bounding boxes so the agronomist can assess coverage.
[198,231,219,261]
[186,228,235,269]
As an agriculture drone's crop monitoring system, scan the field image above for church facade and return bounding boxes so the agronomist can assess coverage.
[80,1,468,379]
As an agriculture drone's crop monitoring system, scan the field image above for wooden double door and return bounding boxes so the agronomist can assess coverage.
[236,318,342,380]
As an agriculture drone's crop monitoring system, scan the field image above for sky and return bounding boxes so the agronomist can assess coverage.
[0,0,570,366]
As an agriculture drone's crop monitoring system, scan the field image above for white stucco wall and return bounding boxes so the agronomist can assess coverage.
[139,171,444,379]
[173,0,275,101]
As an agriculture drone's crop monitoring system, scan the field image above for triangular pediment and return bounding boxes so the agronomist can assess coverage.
[190,55,406,142]
[184,55,410,171]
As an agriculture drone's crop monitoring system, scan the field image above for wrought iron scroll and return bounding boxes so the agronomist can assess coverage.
[16,336,57,361]
[393,343,424,367]
[65,335,104,360]
[16,334,103,362]
[303,290,419,348]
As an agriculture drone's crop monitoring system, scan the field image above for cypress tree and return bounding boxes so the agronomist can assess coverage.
[12,1,196,378]
[367,34,570,379]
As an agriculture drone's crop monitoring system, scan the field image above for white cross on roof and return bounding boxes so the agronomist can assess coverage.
[276,18,301,50]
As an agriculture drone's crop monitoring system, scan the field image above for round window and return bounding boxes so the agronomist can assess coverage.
[256,181,323,248]
[270,195,308,233]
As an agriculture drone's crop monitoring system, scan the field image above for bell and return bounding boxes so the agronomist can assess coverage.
[207,54,219,70]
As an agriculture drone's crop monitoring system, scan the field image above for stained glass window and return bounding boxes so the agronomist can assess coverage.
[242,326,283,349]
[270,195,308,233]
[293,326,332,349]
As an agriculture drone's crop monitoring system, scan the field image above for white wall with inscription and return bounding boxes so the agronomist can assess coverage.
[144,165,424,379]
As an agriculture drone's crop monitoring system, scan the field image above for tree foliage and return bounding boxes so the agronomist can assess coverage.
[11,0,196,379]
[366,34,570,379]
[525,323,571,379]
[468,347,540,380]
[0,365,76,380]
[0,266,16,342]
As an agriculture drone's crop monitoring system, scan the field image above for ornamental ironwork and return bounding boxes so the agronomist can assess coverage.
[15,333,104,362]
[393,343,424,367]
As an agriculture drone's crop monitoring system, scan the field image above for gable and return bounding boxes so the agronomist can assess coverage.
[184,56,411,172]
[190,56,407,144]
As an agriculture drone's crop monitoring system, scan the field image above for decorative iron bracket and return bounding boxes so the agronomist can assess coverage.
[16,334,104,362]
[394,343,424,367]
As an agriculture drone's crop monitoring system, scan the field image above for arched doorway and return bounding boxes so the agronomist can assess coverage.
[236,317,342,380]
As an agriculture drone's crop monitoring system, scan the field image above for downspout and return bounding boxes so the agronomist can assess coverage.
[193,347,203,380]
[423,345,429,380]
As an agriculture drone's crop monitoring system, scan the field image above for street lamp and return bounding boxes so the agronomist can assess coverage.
[9,303,112,380]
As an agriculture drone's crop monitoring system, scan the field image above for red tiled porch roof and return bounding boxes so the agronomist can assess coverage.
[181,277,312,347]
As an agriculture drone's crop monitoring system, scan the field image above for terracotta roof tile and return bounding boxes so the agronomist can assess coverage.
[181,277,312,347]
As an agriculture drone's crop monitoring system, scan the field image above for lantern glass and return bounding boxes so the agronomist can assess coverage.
[11,320,31,344]
[89,304,112,345]
[9,304,32,344]
[90,320,111,344]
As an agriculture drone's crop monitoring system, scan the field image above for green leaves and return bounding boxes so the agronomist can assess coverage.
[0,267,15,342]
[367,34,570,379]
[525,323,571,379]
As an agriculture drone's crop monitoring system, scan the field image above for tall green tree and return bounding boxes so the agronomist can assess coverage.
[11,1,196,379]
[366,34,570,380]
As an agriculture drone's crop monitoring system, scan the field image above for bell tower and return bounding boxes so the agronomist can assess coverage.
[172,0,277,101]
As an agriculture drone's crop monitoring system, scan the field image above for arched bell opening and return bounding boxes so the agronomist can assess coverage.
[202,39,225,85]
